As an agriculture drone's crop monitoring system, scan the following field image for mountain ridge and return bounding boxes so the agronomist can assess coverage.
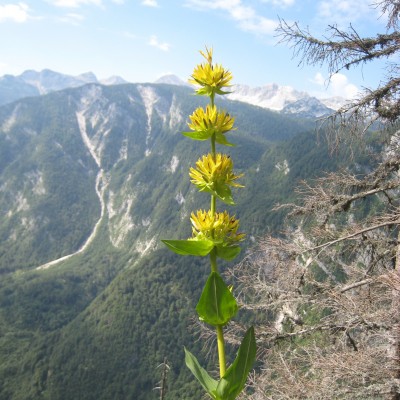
[0,70,346,117]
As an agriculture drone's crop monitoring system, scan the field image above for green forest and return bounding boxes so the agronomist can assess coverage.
[0,78,357,399]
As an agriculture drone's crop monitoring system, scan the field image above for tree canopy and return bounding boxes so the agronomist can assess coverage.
[278,0,400,136]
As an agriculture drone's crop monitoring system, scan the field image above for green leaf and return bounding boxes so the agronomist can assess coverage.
[215,88,232,95]
[184,347,218,399]
[215,245,241,261]
[162,239,214,256]
[195,87,213,97]
[182,131,211,141]
[215,132,235,147]
[196,272,238,326]
[216,327,257,400]
[192,183,234,206]
[213,183,234,205]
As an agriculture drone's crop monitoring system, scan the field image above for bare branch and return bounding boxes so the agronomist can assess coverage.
[304,216,400,253]
[376,0,400,30]
[276,19,400,76]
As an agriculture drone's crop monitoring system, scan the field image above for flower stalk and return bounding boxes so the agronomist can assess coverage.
[216,324,226,377]
[162,47,256,399]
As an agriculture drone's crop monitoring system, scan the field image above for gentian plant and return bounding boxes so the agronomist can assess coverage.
[162,48,256,400]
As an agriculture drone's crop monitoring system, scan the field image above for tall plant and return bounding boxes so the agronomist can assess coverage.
[162,48,256,400]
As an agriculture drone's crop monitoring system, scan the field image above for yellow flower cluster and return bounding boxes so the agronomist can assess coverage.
[190,210,245,244]
[187,105,235,136]
[189,47,233,97]
[189,153,243,192]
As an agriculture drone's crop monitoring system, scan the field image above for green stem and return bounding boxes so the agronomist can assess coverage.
[210,93,216,157]
[209,92,226,379]
[211,134,216,158]
[209,225,225,376]
[210,247,217,273]
[216,325,226,378]
[211,194,216,221]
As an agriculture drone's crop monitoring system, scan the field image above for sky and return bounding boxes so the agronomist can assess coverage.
[0,0,394,99]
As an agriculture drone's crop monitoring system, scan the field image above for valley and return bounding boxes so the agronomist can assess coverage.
[0,77,350,399]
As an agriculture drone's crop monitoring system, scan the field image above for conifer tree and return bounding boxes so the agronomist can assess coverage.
[234,1,400,398]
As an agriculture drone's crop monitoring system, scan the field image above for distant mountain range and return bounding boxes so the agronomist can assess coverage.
[155,74,347,117]
[0,69,127,106]
[1,70,347,119]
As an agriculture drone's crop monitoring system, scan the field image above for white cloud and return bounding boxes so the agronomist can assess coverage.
[47,0,102,8]
[312,72,359,99]
[185,0,277,35]
[149,35,170,51]
[142,0,158,6]
[317,0,378,26]
[330,73,358,98]
[0,3,30,23]
[240,16,277,34]
[312,72,326,86]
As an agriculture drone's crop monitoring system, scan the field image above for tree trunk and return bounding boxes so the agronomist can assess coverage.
[392,228,400,400]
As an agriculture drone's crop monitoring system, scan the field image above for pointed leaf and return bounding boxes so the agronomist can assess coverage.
[216,327,256,400]
[215,88,232,95]
[182,131,211,141]
[184,347,218,398]
[196,272,238,326]
[216,245,241,261]
[195,87,213,96]
[213,183,234,205]
[215,132,235,147]
[193,184,234,206]
[162,239,214,256]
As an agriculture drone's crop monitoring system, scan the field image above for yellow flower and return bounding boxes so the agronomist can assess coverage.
[189,153,243,200]
[189,47,233,97]
[183,105,235,146]
[199,46,213,65]
[188,105,234,134]
[190,210,245,244]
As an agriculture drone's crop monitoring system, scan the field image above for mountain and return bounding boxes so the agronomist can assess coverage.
[227,83,308,110]
[0,82,314,273]
[153,77,346,118]
[0,81,358,399]
[281,96,334,118]
[0,74,40,105]
[154,74,190,86]
[319,95,348,110]
[226,83,347,117]
[19,69,98,94]
[0,70,347,119]
[0,69,126,106]
[100,75,128,85]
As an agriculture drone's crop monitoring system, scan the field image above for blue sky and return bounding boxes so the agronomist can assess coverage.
[0,0,392,99]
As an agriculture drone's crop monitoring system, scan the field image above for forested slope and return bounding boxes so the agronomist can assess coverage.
[0,82,351,399]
